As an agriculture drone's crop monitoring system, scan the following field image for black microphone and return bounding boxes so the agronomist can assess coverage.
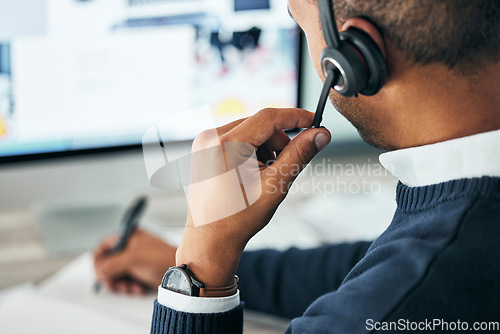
[313,68,338,128]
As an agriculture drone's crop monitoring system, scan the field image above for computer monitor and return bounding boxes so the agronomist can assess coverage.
[0,0,302,255]
[0,0,300,162]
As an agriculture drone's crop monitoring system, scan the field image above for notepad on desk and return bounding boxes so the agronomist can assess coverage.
[0,252,289,334]
[0,253,153,334]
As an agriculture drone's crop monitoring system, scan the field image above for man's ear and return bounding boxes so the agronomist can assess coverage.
[342,18,386,58]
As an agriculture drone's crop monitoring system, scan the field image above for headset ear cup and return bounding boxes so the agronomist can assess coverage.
[340,27,387,96]
[321,46,368,97]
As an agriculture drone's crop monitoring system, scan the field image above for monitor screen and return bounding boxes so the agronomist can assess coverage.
[0,0,300,161]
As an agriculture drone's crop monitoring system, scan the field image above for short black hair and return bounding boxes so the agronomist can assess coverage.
[332,0,500,75]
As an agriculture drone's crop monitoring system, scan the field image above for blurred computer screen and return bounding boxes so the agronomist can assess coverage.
[0,0,299,160]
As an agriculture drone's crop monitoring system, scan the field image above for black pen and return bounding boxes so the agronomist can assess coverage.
[94,196,148,293]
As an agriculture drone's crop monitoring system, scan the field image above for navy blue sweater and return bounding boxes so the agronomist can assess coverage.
[151,177,500,333]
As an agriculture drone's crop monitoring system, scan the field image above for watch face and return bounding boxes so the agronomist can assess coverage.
[163,268,192,295]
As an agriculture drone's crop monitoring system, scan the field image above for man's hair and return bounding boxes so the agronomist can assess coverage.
[332,0,500,74]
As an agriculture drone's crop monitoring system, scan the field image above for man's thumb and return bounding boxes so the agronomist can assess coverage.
[263,128,331,192]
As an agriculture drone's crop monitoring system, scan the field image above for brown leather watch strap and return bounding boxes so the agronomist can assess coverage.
[199,276,239,298]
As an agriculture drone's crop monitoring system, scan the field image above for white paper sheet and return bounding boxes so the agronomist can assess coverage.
[0,253,154,334]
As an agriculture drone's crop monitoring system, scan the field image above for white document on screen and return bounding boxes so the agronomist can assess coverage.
[11,26,195,143]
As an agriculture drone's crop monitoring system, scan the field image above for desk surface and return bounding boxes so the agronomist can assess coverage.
[0,210,71,289]
[0,151,398,333]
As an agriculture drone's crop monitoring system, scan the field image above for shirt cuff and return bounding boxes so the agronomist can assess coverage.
[157,286,240,314]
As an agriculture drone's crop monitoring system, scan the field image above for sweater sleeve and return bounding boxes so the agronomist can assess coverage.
[237,241,372,319]
[150,300,244,334]
[149,241,371,333]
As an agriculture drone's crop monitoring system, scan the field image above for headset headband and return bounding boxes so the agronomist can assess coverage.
[318,0,340,49]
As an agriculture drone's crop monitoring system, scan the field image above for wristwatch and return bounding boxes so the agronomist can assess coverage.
[161,264,238,297]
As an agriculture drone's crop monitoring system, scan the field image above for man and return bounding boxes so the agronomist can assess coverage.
[95,0,500,332]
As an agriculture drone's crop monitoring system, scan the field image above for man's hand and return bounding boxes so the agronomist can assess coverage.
[94,229,176,294]
[176,108,331,292]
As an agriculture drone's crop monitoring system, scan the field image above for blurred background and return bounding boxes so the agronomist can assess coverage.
[0,0,397,333]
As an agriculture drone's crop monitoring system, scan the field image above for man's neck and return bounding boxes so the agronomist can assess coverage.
[386,61,500,150]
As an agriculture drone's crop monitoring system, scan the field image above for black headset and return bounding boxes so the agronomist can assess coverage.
[312,0,387,128]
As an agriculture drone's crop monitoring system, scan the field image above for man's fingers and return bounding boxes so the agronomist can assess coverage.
[110,278,146,295]
[265,130,291,152]
[130,281,146,295]
[216,118,247,137]
[225,108,314,148]
[257,131,291,165]
[263,127,331,194]
[115,280,130,294]
[94,235,118,268]
[257,144,276,165]
[95,252,130,286]
[95,236,117,256]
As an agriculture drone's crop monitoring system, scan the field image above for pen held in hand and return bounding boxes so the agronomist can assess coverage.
[94,196,148,293]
